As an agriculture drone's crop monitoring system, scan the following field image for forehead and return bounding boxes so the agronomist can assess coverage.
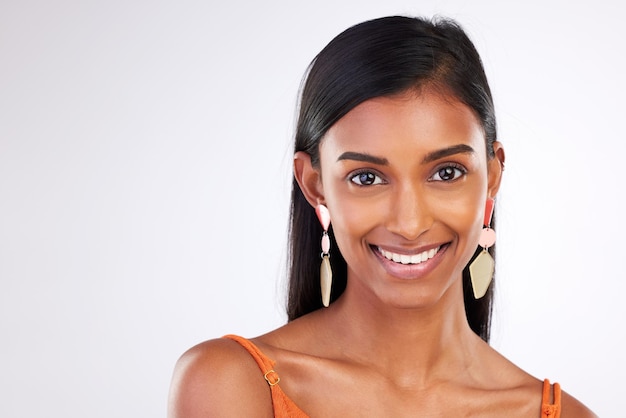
[321,91,485,156]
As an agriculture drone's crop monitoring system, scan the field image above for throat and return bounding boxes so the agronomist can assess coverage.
[327,288,479,379]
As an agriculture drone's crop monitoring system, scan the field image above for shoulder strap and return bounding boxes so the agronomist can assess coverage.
[222,335,309,417]
[222,334,281,386]
[541,379,562,418]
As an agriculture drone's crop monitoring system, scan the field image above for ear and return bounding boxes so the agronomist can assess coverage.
[293,151,325,207]
[487,141,505,199]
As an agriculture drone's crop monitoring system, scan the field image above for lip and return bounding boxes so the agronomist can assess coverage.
[371,243,449,280]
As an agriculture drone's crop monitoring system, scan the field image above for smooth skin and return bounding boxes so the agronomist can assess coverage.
[168,90,596,417]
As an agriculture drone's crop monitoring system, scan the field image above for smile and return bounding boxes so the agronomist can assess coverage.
[376,246,440,265]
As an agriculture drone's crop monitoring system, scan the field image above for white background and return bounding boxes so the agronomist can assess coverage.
[1,0,622,416]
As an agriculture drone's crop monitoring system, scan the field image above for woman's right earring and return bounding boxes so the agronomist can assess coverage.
[315,204,332,307]
[469,198,496,299]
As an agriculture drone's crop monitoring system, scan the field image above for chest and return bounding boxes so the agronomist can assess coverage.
[278,369,540,418]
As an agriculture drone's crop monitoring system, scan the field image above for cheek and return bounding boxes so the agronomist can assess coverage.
[327,197,375,251]
[434,191,485,256]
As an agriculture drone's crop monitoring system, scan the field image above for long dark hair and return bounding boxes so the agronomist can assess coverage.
[287,16,497,342]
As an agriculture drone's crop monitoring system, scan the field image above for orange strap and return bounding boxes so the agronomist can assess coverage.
[223,334,279,384]
[541,379,561,418]
[222,335,309,418]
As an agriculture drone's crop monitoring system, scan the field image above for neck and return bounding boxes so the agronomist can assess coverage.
[321,277,483,386]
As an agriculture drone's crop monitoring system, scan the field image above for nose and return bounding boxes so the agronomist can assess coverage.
[385,183,432,241]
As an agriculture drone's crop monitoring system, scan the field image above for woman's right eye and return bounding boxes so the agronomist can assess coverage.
[349,171,384,186]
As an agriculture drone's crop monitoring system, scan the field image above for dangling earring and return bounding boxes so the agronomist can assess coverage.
[469,198,496,299]
[315,204,332,307]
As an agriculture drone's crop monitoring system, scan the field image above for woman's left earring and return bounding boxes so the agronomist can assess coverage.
[316,204,332,307]
[469,198,496,299]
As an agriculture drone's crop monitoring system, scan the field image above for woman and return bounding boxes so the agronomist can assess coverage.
[168,16,596,417]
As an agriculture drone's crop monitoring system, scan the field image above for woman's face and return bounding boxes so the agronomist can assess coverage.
[315,90,502,309]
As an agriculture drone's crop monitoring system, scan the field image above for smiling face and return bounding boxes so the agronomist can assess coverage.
[295,89,503,309]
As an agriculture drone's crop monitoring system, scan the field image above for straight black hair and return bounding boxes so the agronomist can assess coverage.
[287,16,497,342]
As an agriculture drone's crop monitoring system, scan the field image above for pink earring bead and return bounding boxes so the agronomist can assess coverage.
[478,227,496,248]
[321,233,331,254]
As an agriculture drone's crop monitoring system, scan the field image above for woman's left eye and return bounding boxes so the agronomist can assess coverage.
[350,171,384,186]
[430,165,466,182]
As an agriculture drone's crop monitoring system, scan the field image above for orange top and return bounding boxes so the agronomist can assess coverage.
[223,335,561,418]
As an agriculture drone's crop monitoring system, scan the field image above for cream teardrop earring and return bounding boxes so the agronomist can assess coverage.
[469,198,496,299]
[315,204,332,307]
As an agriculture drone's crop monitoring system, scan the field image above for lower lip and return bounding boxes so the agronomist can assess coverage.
[371,244,449,280]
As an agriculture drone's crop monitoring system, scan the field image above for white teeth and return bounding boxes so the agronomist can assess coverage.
[378,246,440,265]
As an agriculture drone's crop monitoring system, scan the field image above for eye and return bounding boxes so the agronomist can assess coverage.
[430,164,466,182]
[349,170,385,186]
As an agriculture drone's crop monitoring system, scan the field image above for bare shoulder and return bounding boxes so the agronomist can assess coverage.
[167,338,273,418]
[476,343,597,417]
[561,389,598,418]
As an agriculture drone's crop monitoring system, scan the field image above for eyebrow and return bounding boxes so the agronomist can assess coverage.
[336,144,475,165]
[337,152,388,165]
[421,144,475,163]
